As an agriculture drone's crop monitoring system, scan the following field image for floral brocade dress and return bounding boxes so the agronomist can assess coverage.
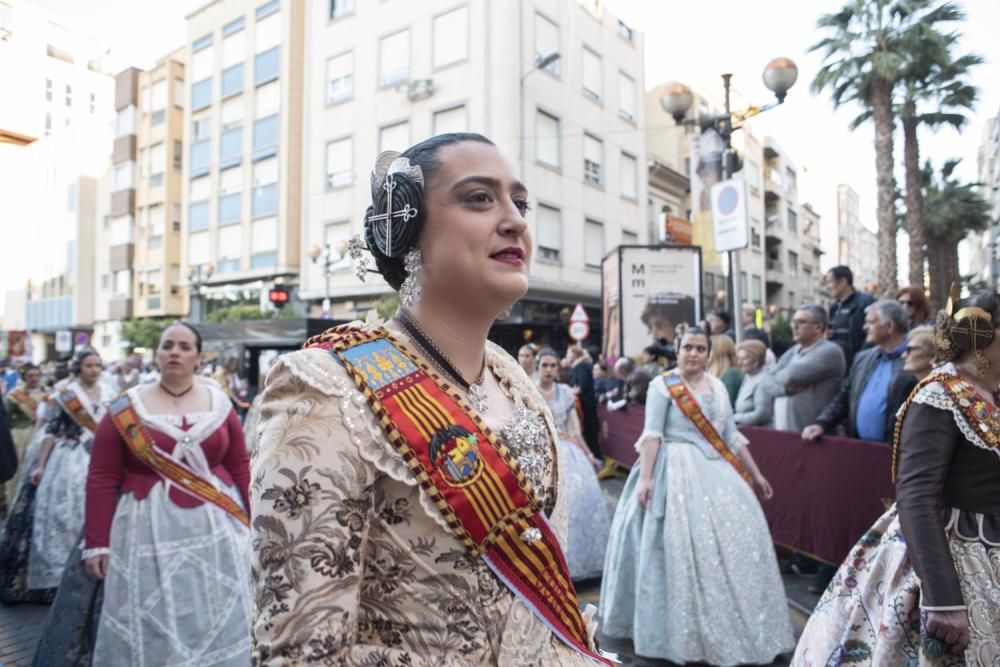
[793,364,1000,666]
[250,326,603,666]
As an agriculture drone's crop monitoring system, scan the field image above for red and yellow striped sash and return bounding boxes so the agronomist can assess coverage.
[108,395,249,528]
[310,326,608,664]
[664,372,751,484]
[58,388,99,435]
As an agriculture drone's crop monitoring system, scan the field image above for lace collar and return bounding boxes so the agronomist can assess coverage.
[911,363,1000,457]
[126,384,232,445]
[63,379,114,420]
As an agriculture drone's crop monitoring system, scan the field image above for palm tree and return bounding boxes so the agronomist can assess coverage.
[923,159,992,310]
[897,4,981,287]
[812,0,939,297]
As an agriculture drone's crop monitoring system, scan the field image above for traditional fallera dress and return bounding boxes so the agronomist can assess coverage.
[54,383,253,666]
[28,379,116,590]
[3,385,47,504]
[542,381,610,580]
[792,364,1000,666]
[600,371,794,666]
[251,323,608,666]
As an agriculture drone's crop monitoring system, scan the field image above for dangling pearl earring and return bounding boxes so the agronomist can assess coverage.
[399,248,423,308]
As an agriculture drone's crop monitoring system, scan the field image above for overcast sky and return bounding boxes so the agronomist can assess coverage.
[8,0,999,302]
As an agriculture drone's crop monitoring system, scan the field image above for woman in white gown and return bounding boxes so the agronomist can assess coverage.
[600,327,793,665]
[535,348,610,580]
[28,348,115,590]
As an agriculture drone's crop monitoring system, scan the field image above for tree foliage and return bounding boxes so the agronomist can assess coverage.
[204,304,299,323]
[121,318,173,351]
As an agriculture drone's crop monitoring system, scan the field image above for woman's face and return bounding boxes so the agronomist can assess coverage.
[517,346,535,371]
[78,355,103,385]
[537,354,560,384]
[678,333,709,375]
[156,325,201,381]
[737,349,759,374]
[419,142,532,317]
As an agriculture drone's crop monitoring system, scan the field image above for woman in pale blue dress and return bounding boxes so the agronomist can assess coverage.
[536,348,610,580]
[600,327,793,666]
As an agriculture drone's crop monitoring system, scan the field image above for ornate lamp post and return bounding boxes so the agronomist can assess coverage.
[659,58,798,338]
[186,263,215,323]
[308,240,349,318]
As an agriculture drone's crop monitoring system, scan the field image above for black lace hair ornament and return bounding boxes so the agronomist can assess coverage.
[363,152,425,260]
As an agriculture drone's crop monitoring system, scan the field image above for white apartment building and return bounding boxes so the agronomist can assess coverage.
[837,183,879,290]
[971,113,1000,290]
[183,0,305,315]
[302,0,646,348]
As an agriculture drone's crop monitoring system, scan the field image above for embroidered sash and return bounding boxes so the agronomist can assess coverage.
[9,388,39,421]
[311,326,608,665]
[892,370,1000,481]
[664,372,751,484]
[108,395,250,528]
[57,388,99,435]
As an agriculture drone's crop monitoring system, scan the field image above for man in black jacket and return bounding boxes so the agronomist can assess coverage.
[825,266,875,370]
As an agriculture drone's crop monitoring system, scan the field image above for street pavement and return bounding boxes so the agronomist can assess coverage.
[0,476,816,666]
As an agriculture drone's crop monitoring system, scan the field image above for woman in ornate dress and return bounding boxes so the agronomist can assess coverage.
[3,363,46,507]
[27,348,115,591]
[40,321,252,666]
[793,294,1000,665]
[535,348,610,580]
[600,327,794,666]
[251,134,609,665]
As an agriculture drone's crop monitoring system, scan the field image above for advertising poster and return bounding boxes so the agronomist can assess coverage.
[618,246,702,358]
[601,250,620,360]
[689,129,724,269]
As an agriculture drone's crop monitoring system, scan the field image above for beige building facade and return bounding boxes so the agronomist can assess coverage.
[301,0,647,336]
[183,0,305,315]
[836,183,878,290]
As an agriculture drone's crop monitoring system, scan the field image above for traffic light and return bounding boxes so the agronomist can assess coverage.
[268,286,290,308]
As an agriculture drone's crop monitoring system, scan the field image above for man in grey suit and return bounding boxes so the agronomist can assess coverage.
[767,305,846,433]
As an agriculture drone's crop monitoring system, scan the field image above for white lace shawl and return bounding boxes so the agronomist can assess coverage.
[910,363,999,457]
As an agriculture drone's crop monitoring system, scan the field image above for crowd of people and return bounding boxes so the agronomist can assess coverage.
[0,132,995,666]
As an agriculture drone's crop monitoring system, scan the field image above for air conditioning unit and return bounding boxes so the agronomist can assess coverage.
[404,79,435,102]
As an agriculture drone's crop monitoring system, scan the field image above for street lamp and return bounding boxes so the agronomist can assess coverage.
[186,263,215,323]
[308,240,349,318]
[660,58,798,339]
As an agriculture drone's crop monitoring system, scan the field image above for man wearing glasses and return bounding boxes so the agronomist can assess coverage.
[766,305,846,433]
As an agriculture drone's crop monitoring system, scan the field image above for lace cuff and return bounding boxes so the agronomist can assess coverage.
[81,547,110,560]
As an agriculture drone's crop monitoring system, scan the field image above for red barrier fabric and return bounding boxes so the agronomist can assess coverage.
[598,406,896,565]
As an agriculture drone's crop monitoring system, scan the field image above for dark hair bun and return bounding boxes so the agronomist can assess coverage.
[365,172,425,260]
[932,292,1000,361]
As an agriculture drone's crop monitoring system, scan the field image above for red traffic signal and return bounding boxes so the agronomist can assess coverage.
[268,287,290,307]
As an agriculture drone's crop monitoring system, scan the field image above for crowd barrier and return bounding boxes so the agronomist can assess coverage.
[598,405,896,565]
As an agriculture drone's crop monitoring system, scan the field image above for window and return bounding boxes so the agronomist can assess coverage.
[189,201,210,231]
[191,172,210,201]
[433,7,468,69]
[255,11,281,52]
[255,80,279,117]
[114,270,132,298]
[141,85,151,110]
[581,46,601,100]
[148,204,164,248]
[325,137,352,188]
[330,0,353,19]
[223,24,246,67]
[584,220,604,268]
[89,92,95,113]
[193,32,213,52]
[788,250,799,275]
[253,114,278,159]
[221,126,243,167]
[151,79,167,124]
[192,115,212,141]
[740,271,748,301]
[256,0,279,20]
[433,105,467,134]
[254,47,279,86]
[173,78,184,108]
[535,110,559,168]
[620,152,637,200]
[251,217,278,268]
[252,157,278,218]
[379,121,409,153]
[617,19,633,42]
[221,165,242,195]
[220,98,243,132]
[535,205,561,261]
[45,112,51,134]
[149,142,165,186]
[223,16,245,36]
[192,44,213,80]
[583,134,603,186]
[745,160,760,190]
[533,13,559,75]
[110,215,133,245]
[752,275,762,304]
[190,139,211,178]
[379,30,409,86]
[188,231,210,266]
[617,72,636,121]
[114,162,134,190]
[65,84,71,107]
[325,51,352,104]
[219,190,242,226]
[217,224,242,273]
[751,227,761,249]
[787,208,798,232]
[46,78,52,102]
[115,106,136,138]
[101,274,110,290]
[173,140,182,170]
[622,229,639,245]
[323,221,353,270]
[222,63,244,98]
[191,78,212,111]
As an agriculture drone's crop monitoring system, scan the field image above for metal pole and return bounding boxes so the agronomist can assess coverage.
[323,245,332,318]
[720,74,743,344]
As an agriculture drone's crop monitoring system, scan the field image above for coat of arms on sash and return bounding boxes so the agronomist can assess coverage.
[429,425,482,486]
